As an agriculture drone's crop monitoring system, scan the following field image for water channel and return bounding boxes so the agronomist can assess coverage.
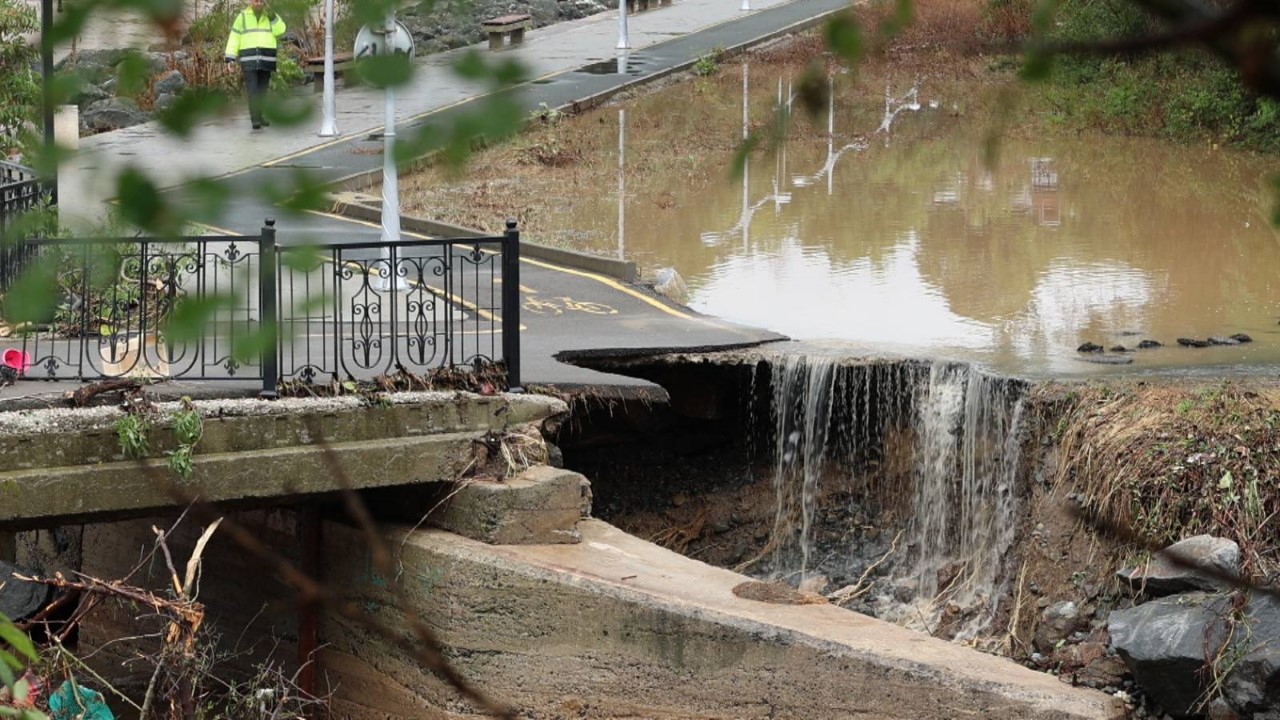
[561,63,1280,379]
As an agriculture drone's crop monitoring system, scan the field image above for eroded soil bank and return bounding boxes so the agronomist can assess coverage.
[552,351,1280,718]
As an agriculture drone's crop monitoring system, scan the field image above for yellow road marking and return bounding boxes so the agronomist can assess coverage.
[210,208,694,323]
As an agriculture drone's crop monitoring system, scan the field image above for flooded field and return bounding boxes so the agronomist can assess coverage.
[400,42,1280,379]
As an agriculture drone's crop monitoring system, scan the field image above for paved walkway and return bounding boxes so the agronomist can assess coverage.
[10,0,853,403]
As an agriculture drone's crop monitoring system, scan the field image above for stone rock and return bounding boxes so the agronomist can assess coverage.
[153,69,185,96]
[74,83,111,110]
[0,560,52,621]
[1177,338,1211,348]
[154,92,177,112]
[1109,592,1232,719]
[1034,600,1084,654]
[1220,592,1280,719]
[1078,342,1104,353]
[55,48,131,77]
[82,97,149,132]
[1230,333,1252,343]
[1138,339,1163,349]
[651,267,688,305]
[1117,535,1240,595]
[1208,336,1240,346]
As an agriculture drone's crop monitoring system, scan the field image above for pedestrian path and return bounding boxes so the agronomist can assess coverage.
[19,0,855,400]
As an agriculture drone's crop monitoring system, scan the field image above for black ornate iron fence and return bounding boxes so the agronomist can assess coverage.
[0,219,522,394]
[0,161,48,289]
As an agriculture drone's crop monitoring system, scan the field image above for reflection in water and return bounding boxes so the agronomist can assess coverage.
[574,63,1280,377]
[617,108,625,260]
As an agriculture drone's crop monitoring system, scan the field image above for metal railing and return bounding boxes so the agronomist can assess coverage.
[0,161,48,289]
[0,219,522,394]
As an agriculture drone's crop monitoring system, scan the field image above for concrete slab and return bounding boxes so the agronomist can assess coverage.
[321,519,1126,719]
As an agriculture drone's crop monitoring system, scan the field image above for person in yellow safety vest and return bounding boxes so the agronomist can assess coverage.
[224,0,286,131]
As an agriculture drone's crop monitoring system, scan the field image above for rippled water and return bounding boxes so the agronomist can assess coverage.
[596,69,1280,378]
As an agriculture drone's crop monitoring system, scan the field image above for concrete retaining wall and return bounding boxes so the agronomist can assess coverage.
[318,520,1125,719]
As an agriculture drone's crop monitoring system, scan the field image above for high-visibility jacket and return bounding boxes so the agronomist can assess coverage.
[224,8,286,71]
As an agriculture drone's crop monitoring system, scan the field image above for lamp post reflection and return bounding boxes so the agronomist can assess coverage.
[618,107,626,260]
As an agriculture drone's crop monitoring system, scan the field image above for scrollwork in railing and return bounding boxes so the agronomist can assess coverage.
[4,226,519,390]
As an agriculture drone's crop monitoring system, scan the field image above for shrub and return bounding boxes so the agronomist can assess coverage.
[0,0,41,157]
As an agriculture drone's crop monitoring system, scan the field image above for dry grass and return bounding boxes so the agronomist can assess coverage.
[852,0,1030,56]
[1032,381,1280,581]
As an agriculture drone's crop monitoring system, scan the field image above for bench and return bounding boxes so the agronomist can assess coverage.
[302,51,355,93]
[626,0,673,13]
[482,14,532,50]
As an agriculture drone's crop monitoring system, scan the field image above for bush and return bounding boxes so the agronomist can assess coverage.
[0,0,41,157]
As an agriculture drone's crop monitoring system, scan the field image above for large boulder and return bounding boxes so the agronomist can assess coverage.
[153,69,186,96]
[1117,534,1240,596]
[1220,592,1280,719]
[1111,590,1280,719]
[1109,592,1231,718]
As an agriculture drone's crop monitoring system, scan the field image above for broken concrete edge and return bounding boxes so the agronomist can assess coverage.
[428,465,592,545]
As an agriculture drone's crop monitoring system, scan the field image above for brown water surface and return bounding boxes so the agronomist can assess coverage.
[558,73,1280,378]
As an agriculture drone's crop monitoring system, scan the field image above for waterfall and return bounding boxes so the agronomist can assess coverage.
[757,353,1025,637]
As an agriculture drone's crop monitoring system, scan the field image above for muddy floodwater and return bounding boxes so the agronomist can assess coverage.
[501,67,1280,379]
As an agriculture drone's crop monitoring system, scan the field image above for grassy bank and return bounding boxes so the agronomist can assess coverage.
[854,0,1280,153]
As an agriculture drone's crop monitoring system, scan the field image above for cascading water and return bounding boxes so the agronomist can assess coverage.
[754,353,1026,639]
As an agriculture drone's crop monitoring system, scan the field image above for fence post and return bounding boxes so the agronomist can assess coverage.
[259,218,280,399]
[502,219,522,393]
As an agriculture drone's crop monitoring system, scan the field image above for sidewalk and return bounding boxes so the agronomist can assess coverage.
[59,0,847,228]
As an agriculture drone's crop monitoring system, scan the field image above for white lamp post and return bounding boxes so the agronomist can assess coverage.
[319,0,338,136]
[617,108,625,260]
[617,0,630,49]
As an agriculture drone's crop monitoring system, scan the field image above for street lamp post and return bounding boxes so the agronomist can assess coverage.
[376,12,407,291]
[319,0,338,136]
[616,0,630,49]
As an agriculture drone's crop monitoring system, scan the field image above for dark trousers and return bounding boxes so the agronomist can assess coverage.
[242,67,273,125]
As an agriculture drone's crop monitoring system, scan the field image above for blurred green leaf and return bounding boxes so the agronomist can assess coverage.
[0,622,34,664]
[1,255,58,325]
[1021,49,1054,82]
[452,49,488,81]
[879,0,913,38]
[356,53,414,88]
[824,14,863,65]
[49,4,92,45]
[275,168,331,213]
[1030,0,1057,36]
[164,295,236,343]
[1269,175,1280,226]
[491,58,527,87]
[157,89,231,138]
[0,654,14,690]
[116,167,168,233]
[48,73,84,109]
[116,51,151,97]
[729,132,761,180]
[231,320,276,363]
[280,244,326,273]
[180,177,233,225]
[262,93,313,127]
